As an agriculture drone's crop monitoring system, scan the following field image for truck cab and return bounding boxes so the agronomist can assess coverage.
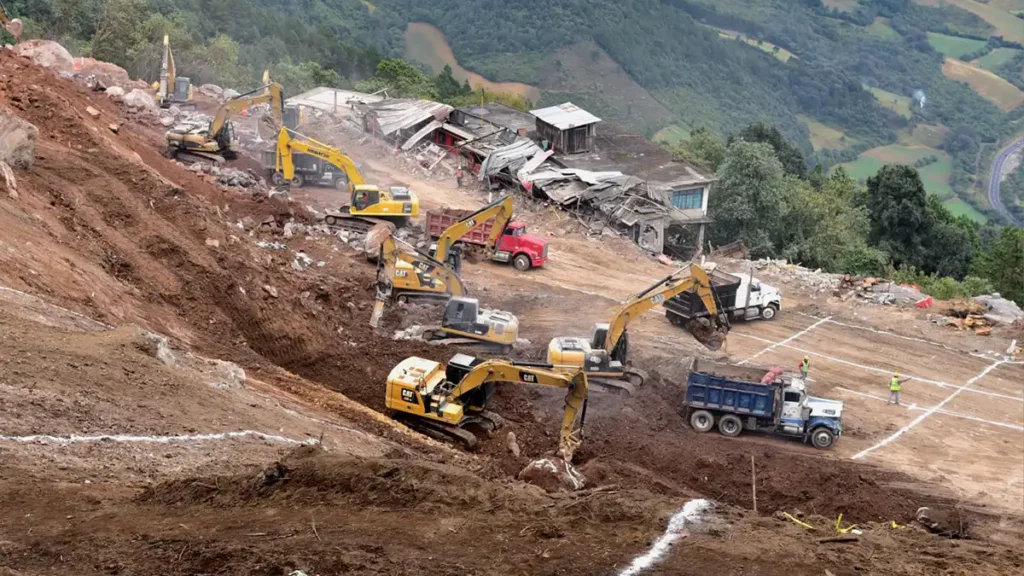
[778,377,843,449]
[492,221,548,271]
[737,277,782,320]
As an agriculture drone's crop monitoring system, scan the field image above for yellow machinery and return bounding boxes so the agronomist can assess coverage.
[430,193,514,270]
[275,128,419,230]
[547,263,730,396]
[156,35,192,109]
[165,82,284,163]
[372,235,519,351]
[386,354,588,458]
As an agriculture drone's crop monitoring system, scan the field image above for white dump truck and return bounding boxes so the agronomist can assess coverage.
[665,268,782,327]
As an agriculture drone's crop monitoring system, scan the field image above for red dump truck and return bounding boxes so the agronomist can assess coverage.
[425,208,549,271]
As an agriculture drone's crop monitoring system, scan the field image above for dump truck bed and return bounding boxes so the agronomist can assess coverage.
[684,360,779,419]
[665,270,742,318]
[426,208,494,246]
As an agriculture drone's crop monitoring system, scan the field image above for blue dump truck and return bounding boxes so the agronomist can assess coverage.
[683,360,844,449]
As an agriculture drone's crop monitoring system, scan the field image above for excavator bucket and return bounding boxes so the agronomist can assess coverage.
[688,319,729,351]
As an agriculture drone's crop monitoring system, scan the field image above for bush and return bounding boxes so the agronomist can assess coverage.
[892,266,994,300]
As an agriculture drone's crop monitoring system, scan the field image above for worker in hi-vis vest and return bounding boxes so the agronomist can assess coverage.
[887,372,910,406]
[798,356,810,379]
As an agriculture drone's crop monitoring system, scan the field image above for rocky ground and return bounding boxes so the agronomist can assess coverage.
[0,43,1021,575]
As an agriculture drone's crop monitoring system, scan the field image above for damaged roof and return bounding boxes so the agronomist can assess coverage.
[288,87,385,112]
[530,102,601,130]
[367,99,453,136]
[457,102,536,135]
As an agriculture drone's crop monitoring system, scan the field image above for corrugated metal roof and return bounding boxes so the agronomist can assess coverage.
[530,102,601,130]
[369,99,453,136]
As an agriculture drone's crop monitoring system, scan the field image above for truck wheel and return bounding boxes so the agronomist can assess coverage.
[811,428,835,449]
[290,173,305,188]
[271,172,286,186]
[718,414,742,437]
[512,254,532,271]
[334,178,348,191]
[761,304,778,320]
[690,410,715,433]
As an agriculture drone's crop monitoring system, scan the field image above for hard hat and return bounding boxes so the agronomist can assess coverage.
[893,372,899,377]
[804,355,809,360]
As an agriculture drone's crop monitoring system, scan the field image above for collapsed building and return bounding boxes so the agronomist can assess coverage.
[287,91,715,257]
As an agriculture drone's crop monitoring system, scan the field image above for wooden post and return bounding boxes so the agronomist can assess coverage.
[751,455,758,514]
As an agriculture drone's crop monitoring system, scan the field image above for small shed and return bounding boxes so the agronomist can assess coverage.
[530,102,600,155]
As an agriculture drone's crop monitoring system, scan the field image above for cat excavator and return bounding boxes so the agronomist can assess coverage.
[429,193,515,271]
[165,82,284,163]
[155,35,192,109]
[274,128,419,231]
[372,235,519,352]
[386,354,588,458]
[547,263,730,397]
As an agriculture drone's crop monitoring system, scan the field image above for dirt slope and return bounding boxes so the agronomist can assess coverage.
[0,47,1021,575]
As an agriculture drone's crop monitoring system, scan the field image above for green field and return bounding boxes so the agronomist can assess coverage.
[865,86,914,118]
[798,114,857,150]
[837,145,954,199]
[653,124,690,146]
[942,197,990,224]
[897,124,950,148]
[926,32,987,58]
[866,17,899,39]
[973,47,1022,71]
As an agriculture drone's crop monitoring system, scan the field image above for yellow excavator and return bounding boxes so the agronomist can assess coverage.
[372,234,519,352]
[428,193,514,271]
[155,35,192,109]
[386,354,588,458]
[165,82,284,163]
[547,263,730,396]
[275,128,419,230]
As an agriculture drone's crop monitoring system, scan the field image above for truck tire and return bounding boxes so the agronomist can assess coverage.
[811,428,835,449]
[512,254,532,271]
[690,410,715,433]
[271,172,286,186]
[717,414,742,437]
[290,173,305,188]
[334,177,348,191]
[761,304,778,320]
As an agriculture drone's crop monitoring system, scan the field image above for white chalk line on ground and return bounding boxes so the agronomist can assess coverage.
[852,359,1008,460]
[729,332,1023,403]
[617,499,712,576]
[836,387,1024,431]
[0,430,318,446]
[738,316,831,366]
[796,311,1024,364]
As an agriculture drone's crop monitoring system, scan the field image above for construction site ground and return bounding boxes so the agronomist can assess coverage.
[0,49,1021,575]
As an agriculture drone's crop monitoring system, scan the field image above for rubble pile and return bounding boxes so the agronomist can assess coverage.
[177,161,270,196]
[972,293,1024,325]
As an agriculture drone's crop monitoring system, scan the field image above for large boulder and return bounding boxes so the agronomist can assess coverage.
[76,57,133,88]
[972,294,1024,325]
[222,88,240,100]
[0,104,38,169]
[12,40,75,73]
[199,84,224,98]
[518,457,586,492]
[123,88,156,110]
[105,86,126,100]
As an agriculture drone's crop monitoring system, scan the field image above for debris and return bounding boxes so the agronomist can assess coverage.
[507,431,521,458]
[105,86,125,100]
[518,457,585,492]
[85,106,100,118]
[199,84,224,99]
[123,88,156,110]
[12,40,74,72]
[134,329,177,367]
[0,104,39,169]
[159,116,175,127]
[0,161,17,199]
[108,123,119,134]
[292,251,313,271]
[223,88,240,100]
[972,293,1024,325]
[816,535,859,544]
[205,238,220,248]
[256,240,287,250]
[262,285,279,298]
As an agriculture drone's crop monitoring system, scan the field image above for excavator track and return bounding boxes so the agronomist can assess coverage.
[392,413,479,450]
[589,376,639,398]
[170,150,226,166]
[421,329,514,354]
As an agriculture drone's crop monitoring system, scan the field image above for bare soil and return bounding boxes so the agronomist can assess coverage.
[0,48,1021,575]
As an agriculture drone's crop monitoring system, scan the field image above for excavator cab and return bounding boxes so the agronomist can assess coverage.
[350,185,418,218]
[440,296,519,351]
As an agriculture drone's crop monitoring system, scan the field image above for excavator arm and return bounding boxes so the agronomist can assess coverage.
[434,194,514,264]
[208,82,284,139]
[603,263,726,352]
[444,360,589,461]
[158,34,175,103]
[378,235,468,297]
[275,128,366,192]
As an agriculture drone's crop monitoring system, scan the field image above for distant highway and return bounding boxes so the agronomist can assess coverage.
[988,139,1023,226]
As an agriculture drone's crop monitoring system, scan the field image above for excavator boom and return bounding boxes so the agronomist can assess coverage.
[378,234,468,298]
[209,82,284,140]
[434,194,514,264]
[602,263,726,352]
[275,127,366,192]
